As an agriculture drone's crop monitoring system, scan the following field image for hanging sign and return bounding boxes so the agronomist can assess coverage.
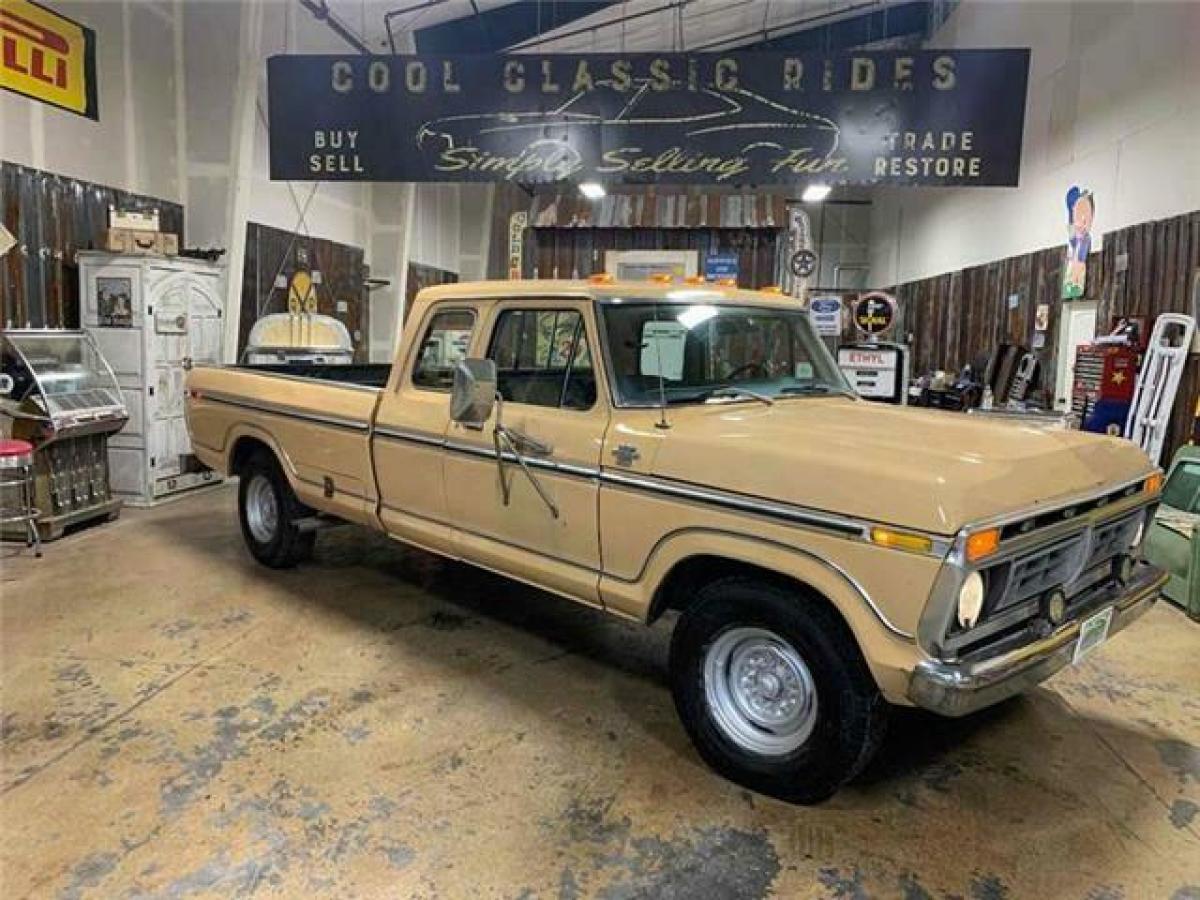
[852,291,896,336]
[0,0,98,119]
[267,49,1030,186]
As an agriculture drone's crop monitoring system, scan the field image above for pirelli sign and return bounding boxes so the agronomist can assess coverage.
[1,0,97,119]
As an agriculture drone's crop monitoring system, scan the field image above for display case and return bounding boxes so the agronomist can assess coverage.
[1,329,127,539]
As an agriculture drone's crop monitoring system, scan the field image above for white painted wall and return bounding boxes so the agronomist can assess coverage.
[1,0,433,361]
[1,0,184,204]
[869,0,1200,287]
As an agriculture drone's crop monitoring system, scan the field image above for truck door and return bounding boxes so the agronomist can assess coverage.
[372,304,481,556]
[444,301,607,606]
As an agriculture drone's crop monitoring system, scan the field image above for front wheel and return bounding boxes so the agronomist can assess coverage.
[669,577,888,804]
[237,451,314,569]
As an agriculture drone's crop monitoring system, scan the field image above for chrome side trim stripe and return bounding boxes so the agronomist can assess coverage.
[201,391,370,433]
[600,470,866,539]
[194,364,384,394]
[372,428,933,550]
[374,426,445,448]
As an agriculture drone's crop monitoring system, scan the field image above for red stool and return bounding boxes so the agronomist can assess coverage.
[0,438,41,557]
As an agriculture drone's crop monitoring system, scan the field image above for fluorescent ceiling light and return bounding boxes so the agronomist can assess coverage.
[579,182,606,200]
[802,183,832,203]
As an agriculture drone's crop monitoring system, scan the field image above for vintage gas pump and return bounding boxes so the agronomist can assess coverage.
[836,292,911,404]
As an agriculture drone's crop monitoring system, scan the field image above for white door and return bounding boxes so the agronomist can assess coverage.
[1055,301,1097,409]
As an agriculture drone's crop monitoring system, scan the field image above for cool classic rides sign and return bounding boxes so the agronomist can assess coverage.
[267,50,1030,186]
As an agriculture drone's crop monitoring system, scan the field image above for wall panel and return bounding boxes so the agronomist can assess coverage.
[892,209,1200,462]
[0,163,184,329]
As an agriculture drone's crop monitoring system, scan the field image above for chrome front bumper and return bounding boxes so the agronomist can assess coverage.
[908,563,1167,717]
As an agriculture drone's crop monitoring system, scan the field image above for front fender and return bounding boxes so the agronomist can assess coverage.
[599,528,926,704]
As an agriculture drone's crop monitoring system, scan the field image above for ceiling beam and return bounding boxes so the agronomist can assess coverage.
[413,1,620,54]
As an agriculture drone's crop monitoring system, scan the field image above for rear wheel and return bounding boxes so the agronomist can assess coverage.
[237,451,314,568]
[669,577,888,804]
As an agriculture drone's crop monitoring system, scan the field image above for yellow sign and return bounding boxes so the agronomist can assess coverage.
[287,270,319,314]
[0,0,97,119]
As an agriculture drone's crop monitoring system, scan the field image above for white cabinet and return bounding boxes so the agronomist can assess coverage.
[80,252,225,505]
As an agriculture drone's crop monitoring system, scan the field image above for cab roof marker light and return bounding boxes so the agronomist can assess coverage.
[588,273,615,284]
[1144,472,1163,494]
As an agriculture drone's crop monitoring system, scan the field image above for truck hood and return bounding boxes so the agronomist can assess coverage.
[649,398,1154,535]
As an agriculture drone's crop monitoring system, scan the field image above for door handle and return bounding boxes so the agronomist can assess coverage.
[508,429,553,457]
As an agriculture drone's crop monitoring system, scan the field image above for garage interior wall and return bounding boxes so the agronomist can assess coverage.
[868,0,1200,287]
[0,0,493,364]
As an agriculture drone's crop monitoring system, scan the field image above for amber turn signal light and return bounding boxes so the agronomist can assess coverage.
[588,273,615,284]
[965,527,1001,562]
[870,527,933,554]
[648,273,673,283]
[1144,472,1163,494]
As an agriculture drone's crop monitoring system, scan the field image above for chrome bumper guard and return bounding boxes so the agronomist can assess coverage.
[908,563,1166,717]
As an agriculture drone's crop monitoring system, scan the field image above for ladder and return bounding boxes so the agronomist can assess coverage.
[1124,313,1196,465]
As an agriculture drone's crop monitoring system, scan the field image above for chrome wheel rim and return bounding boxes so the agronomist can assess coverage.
[245,474,279,544]
[702,626,818,756]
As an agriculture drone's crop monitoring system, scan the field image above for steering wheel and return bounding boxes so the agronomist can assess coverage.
[725,361,769,382]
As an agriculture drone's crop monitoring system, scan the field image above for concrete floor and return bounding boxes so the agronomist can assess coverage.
[1,485,1198,900]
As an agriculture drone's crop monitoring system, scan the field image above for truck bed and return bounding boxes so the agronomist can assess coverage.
[234,363,391,389]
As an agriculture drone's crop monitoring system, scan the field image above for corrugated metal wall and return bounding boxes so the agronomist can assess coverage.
[893,209,1200,461]
[528,227,783,288]
[0,162,184,329]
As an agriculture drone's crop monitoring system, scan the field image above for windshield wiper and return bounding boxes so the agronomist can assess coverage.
[779,384,855,398]
[661,386,774,407]
[705,387,775,406]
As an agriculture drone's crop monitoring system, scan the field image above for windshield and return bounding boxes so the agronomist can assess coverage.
[599,300,853,406]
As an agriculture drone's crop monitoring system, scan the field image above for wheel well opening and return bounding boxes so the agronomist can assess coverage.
[229,436,271,477]
[649,555,845,629]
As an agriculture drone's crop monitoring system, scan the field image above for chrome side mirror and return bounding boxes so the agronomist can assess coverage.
[449,358,497,428]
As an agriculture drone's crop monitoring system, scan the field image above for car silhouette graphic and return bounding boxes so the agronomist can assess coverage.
[416,78,842,161]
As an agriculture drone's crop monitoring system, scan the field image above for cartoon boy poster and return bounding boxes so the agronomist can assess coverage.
[1062,186,1095,300]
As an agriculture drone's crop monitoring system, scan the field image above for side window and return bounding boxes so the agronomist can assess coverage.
[412,309,475,390]
[488,309,597,410]
[1162,461,1200,512]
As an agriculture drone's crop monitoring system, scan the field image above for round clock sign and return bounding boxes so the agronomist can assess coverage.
[852,291,896,336]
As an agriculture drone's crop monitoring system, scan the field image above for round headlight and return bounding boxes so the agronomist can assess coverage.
[957,572,985,629]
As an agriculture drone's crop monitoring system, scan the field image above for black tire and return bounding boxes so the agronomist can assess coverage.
[669,577,888,804]
[237,451,315,569]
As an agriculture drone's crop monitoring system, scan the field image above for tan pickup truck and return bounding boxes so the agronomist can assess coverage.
[186,279,1166,802]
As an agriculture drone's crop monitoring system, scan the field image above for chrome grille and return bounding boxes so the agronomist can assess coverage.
[1086,512,1141,569]
[996,535,1085,612]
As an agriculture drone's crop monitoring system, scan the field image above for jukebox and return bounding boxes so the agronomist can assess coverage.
[0,330,128,540]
